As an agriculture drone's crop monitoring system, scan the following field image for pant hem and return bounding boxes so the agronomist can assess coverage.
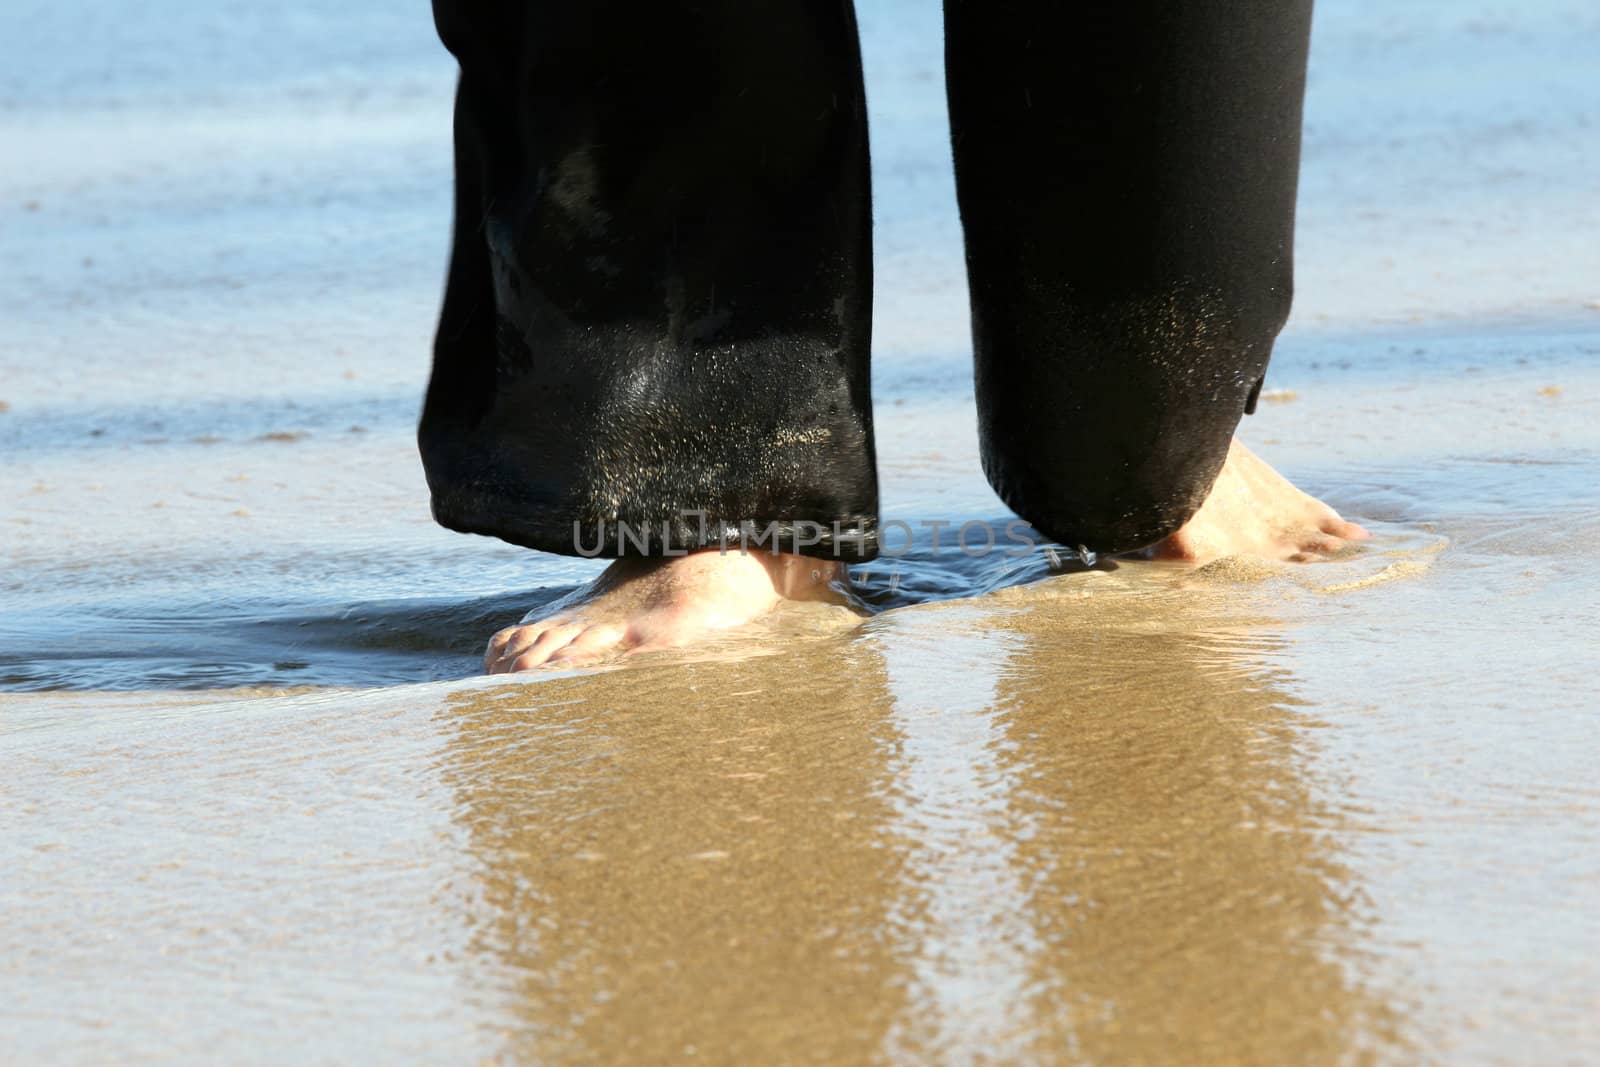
[432,491,880,563]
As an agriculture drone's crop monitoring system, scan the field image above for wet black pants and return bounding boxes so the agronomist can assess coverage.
[421,0,1314,562]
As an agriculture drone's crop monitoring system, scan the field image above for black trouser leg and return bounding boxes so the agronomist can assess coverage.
[422,1,878,561]
[946,0,1315,554]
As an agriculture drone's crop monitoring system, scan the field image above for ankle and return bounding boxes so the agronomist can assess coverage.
[757,552,849,601]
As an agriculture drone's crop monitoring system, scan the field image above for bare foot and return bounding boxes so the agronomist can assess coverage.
[485,550,849,674]
[1146,439,1370,563]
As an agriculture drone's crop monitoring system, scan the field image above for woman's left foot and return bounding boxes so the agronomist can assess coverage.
[1146,439,1369,562]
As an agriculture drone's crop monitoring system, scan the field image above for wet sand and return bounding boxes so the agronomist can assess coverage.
[4,0,1600,1063]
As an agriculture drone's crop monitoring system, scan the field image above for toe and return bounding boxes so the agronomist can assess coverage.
[507,623,588,672]
[1326,517,1370,540]
[546,623,629,664]
[498,622,550,663]
[1294,533,1346,559]
[1313,504,1369,541]
[484,625,528,672]
[485,620,571,674]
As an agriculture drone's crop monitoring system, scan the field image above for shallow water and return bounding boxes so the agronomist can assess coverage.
[4,0,1600,1063]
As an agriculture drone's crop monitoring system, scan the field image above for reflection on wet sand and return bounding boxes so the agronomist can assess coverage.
[436,570,1404,1064]
[983,581,1405,1065]
[438,636,914,1063]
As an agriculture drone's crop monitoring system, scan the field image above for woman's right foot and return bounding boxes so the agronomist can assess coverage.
[485,549,848,674]
[1145,439,1369,563]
